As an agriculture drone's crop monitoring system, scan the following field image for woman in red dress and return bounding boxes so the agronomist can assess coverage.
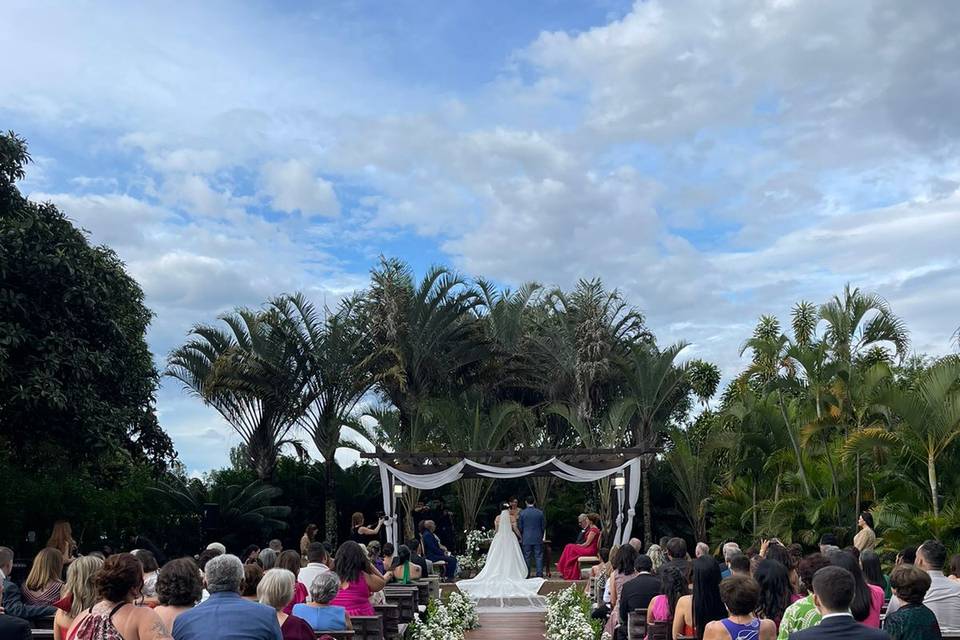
[557,514,601,580]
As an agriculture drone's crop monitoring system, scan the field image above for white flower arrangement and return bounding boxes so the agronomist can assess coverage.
[457,528,495,572]
[544,586,608,640]
[405,590,480,640]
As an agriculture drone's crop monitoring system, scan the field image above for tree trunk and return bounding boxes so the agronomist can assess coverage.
[597,477,613,544]
[528,477,553,511]
[855,453,862,521]
[401,487,421,541]
[642,466,653,547]
[323,455,338,545]
[777,391,810,497]
[752,481,757,537]
[928,452,939,518]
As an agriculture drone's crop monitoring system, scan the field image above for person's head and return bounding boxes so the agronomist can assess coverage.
[257,568,295,612]
[268,539,283,553]
[729,553,751,576]
[241,545,260,563]
[695,542,710,559]
[157,557,203,607]
[394,545,412,569]
[588,513,601,526]
[722,542,741,563]
[241,563,264,597]
[812,566,855,615]
[897,546,917,565]
[629,538,643,551]
[949,554,960,579]
[818,533,838,552]
[307,542,328,565]
[96,553,144,603]
[525,496,535,507]
[609,545,620,569]
[65,555,104,617]
[636,554,653,573]
[334,541,369,584]
[276,550,301,576]
[843,546,860,560]
[367,541,381,559]
[616,544,638,575]
[598,547,610,563]
[577,513,589,528]
[304,524,318,540]
[719,574,761,616]
[692,556,726,640]
[424,520,436,532]
[667,537,687,560]
[659,536,670,548]
[859,550,884,588]
[509,496,519,509]
[917,539,947,571]
[351,512,365,527]
[133,549,158,574]
[829,551,871,621]
[197,548,222,572]
[647,544,666,571]
[309,571,341,605]
[257,548,277,569]
[25,547,64,591]
[382,543,395,558]
[796,553,831,595]
[659,564,690,613]
[404,539,419,554]
[890,563,933,605]
[205,542,227,555]
[204,554,244,593]
[764,542,791,569]
[0,546,14,575]
[754,559,792,623]
[858,511,874,530]
[47,520,74,549]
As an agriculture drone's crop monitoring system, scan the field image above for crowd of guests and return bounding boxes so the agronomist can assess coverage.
[0,519,437,640]
[587,516,960,640]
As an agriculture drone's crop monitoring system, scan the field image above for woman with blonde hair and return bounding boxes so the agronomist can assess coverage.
[47,520,78,564]
[53,555,103,640]
[24,547,65,606]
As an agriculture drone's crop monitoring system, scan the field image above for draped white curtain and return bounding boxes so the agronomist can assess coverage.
[377,456,643,545]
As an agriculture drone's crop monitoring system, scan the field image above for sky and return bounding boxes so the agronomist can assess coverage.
[3,0,959,474]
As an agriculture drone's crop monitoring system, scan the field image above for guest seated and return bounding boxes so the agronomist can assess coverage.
[242,545,261,565]
[777,553,831,640]
[258,569,315,640]
[617,554,660,636]
[173,554,282,640]
[949,555,960,582]
[258,548,278,570]
[888,539,960,630]
[293,572,353,632]
[830,550,884,628]
[154,557,202,632]
[241,564,264,601]
[66,553,169,640]
[381,543,395,574]
[605,545,638,636]
[53,555,103,640]
[703,574,776,640]
[646,544,667,574]
[592,547,612,580]
[673,556,727,640]
[329,541,385,617]
[0,586,31,640]
[298,542,330,596]
[729,554,751,577]
[367,541,385,573]
[133,550,159,599]
[23,547,65,606]
[276,551,307,614]
[754,559,793,631]
[421,521,458,581]
[860,550,891,600]
[789,566,887,640]
[884,563,942,640]
[0,545,57,621]
[557,514,601,580]
[646,565,688,632]
[388,545,422,584]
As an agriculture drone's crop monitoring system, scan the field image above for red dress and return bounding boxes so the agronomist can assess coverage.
[557,525,600,580]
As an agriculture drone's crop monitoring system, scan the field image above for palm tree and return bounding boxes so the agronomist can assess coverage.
[845,358,960,517]
[166,308,306,480]
[664,416,726,541]
[269,293,374,544]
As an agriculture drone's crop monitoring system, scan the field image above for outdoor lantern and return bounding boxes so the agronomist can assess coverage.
[393,483,404,496]
[613,474,626,490]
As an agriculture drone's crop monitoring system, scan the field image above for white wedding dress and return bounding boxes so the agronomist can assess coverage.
[457,509,546,608]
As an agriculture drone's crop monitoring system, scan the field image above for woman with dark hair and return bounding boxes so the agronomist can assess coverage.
[830,550,884,627]
[300,524,318,556]
[861,550,891,600]
[605,544,638,635]
[276,550,307,614]
[66,553,168,640]
[854,511,877,552]
[241,545,260,565]
[155,557,202,631]
[703,575,776,640]
[948,554,960,582]
[329,541,385,617]
[673,556,727,640]
[778,553,832,639]
[647,564,690,630]
[241,564,264,601]
[387,545,422,584]
[133,550,159,599]
[754,559,792,630]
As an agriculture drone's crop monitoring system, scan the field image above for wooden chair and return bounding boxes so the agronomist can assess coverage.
[348,615,384,640]
[647,621,671,640]
[31,631,54,639]
[383,586,417,622]
[374,603,401,640]
[585,575,597,600]
[626,609,647,640]
[411,579,430,606]
[422,576,441,601]
[430,560,446,577]
[579,556,601,578]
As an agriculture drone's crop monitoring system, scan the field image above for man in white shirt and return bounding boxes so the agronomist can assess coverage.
[886,538,960,630]
[298,542,330,601]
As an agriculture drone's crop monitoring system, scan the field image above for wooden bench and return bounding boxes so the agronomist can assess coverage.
[383,586,418,622]
[578,556,601,578]
[348,615,384,640]
[31,631,54,639]
[626,608,647,640]
[430,560,446,577]
[422,576,441,601]
[374,603,401,640]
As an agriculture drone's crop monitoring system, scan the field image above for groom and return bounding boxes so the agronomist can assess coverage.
[518,496,546,578]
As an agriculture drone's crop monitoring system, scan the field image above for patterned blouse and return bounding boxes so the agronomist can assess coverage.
[776,594,821,640]
[884,603,943,640]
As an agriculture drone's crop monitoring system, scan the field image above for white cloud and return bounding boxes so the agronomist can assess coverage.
[260,159,340,217]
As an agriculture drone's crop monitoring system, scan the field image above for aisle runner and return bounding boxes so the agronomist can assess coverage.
[465,611,547,640]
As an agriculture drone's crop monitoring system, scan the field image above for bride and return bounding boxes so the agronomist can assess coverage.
[457,504,546,607]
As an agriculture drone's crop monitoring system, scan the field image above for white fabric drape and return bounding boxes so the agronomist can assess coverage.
[376,456,643,544]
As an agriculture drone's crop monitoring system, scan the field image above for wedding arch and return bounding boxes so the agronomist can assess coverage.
[360,447,652,547]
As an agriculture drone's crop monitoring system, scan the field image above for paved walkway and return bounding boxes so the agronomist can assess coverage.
[465,610,546,640]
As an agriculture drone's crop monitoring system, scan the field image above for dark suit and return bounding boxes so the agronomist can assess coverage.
[518,506,546,577]
[789,614,890,640]
[0,614,31,640]
[421,530,457,580]
[618,572,661,625]
[1,579,56,621]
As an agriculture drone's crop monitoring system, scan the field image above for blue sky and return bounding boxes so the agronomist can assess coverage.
[3,0,959,473]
